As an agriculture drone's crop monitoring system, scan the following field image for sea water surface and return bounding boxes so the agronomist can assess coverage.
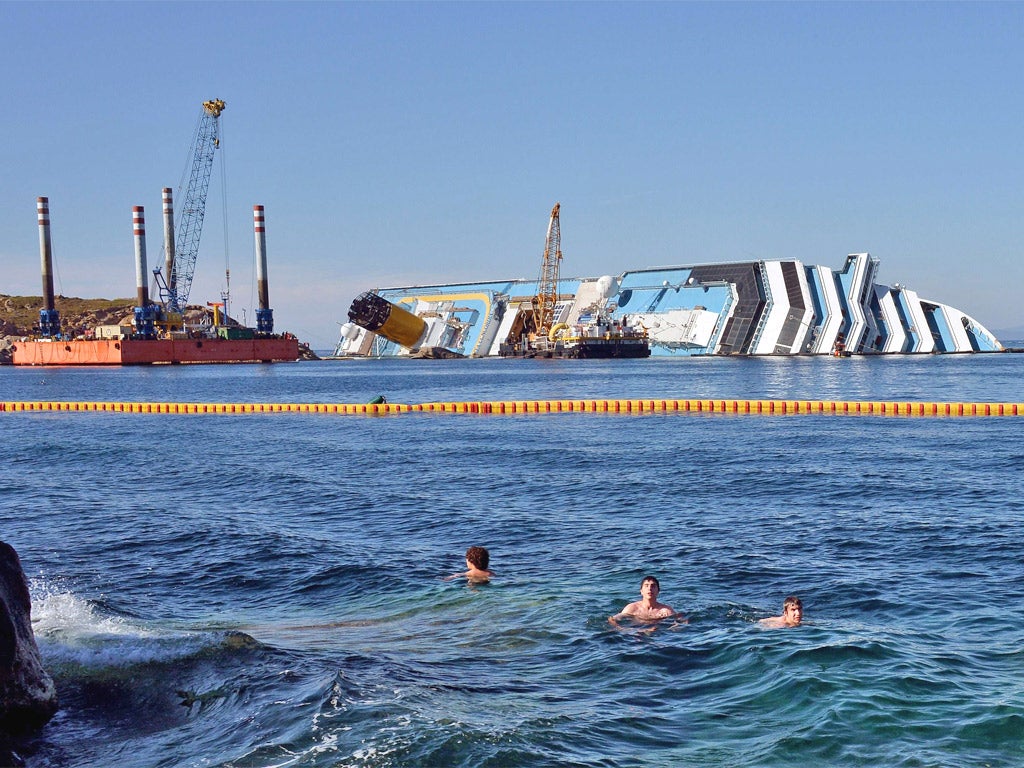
[1,355,1023,767]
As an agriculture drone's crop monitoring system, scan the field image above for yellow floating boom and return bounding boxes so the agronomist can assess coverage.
[1,400,1022,417]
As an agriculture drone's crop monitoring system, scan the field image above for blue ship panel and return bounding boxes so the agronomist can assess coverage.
[924,305,952,353]
[387,290,497,356]
[964,325,982,352]
[379,277,588,300]
[378,280,525,298]
[614,286,660,313]
[833,272,853,338]
[617,268,697,289]
[805,267,825,326]
[892,293,918,350]
[689,262,763,354]
[869,292,889,351]
[649,346,705,358]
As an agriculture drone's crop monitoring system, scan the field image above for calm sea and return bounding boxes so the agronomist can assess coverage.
[1,355,1022,767]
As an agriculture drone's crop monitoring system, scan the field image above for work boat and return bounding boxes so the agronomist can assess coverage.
[500,308,650,359]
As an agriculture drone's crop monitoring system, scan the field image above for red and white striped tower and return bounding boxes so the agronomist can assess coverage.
[37,197,55,313]
[37,196,60,336]
[133,205,159,338]
[253,205,273,333]
[162,188,176,296]
[133,206,149,308]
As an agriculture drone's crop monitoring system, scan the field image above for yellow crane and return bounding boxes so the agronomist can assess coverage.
[531,202,562,336]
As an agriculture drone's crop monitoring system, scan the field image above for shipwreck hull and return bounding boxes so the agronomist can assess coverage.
[335,253,1005,358]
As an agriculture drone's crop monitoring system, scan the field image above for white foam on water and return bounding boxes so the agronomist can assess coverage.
[29,578,209,668]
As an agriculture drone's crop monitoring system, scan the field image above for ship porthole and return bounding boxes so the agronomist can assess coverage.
[114,343,120,349]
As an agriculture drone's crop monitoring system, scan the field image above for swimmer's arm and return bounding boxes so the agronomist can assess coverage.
[608,605,635,627]
[665,612,689,628]
[636,612,686,634]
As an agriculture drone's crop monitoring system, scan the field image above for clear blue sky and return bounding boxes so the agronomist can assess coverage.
[3,1,1023,348]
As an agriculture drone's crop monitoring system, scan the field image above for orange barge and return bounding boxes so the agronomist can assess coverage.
[18,193,301,367]
[12,337,299,366]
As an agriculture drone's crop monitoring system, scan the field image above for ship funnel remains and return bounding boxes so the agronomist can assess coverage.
[347,292,427,350]
[36,197,60,337]
[253,205,273,333]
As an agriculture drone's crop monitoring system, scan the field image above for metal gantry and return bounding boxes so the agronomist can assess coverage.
[532,202,562,335]
[163,99,225,313]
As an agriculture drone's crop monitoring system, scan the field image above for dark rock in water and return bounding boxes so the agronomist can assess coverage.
[297,343,320,361]
[221,630,261,650]
[0,542,57,734]
[410,346,465,359]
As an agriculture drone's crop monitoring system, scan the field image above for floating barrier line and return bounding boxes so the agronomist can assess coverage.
[1,400,1022,417]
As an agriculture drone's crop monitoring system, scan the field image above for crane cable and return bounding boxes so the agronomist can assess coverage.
[150,110,205,302]
[218,119,231,322]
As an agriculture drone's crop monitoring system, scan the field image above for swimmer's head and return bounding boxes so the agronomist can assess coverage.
[466,546,489,570]
[783,595,803,624]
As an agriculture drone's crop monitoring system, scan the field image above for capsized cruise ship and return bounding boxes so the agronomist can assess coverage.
[335,253,1002,358]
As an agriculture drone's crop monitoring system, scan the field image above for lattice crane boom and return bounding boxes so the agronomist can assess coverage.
[532,202,562,335]
[163,98,225,313]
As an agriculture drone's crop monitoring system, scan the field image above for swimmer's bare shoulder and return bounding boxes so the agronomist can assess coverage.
[610,601,681,625]
[445,568,494,582]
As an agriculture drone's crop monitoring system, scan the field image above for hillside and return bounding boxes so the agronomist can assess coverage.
[0,294,250,339]
[1,295,138,338]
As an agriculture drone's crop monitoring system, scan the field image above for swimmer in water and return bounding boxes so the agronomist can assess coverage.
[445,545,494,582]
[759,595,803,628]
[608,575,684,628]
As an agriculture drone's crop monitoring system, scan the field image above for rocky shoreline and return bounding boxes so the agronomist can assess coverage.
[0,541,58,753]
